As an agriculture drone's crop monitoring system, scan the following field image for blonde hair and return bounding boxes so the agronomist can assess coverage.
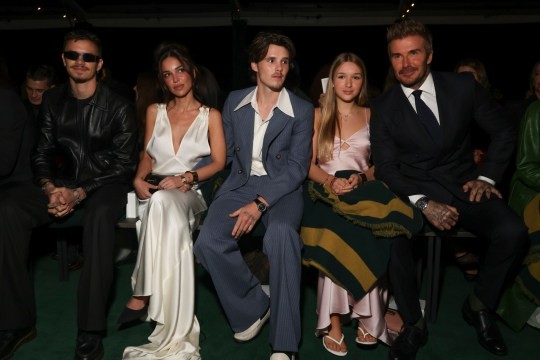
[318,52,368,162]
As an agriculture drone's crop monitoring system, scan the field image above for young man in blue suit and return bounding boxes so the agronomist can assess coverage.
[370,19,528,359]
[194,32,313,360]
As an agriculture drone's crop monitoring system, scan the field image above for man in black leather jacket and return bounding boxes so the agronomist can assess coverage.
[0,29,137,360]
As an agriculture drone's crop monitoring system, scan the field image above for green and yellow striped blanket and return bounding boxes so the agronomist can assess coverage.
[301,177,423,300]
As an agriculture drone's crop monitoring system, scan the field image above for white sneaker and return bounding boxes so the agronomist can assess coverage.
[233,307,270,342]
[269,353,295,360]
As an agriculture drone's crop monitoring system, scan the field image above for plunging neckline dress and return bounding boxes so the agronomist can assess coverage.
[123,104,210,359]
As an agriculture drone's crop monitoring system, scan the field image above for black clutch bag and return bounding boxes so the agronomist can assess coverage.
[334,170,358,178]
[144,173,167,193]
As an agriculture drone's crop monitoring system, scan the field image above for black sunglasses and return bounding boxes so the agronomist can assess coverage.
[63,51,101,63]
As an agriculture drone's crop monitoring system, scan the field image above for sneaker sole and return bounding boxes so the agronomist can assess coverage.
[233,308,270,343]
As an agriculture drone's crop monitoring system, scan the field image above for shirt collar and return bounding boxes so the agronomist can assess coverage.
[401,72,435,99]
[234,87,295,118]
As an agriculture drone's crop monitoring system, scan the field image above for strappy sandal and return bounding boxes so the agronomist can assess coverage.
[355,322,378,345]
[322,333,347,357]
[455,251,479,281]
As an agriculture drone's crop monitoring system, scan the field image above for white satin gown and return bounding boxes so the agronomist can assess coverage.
[123,104,210,359]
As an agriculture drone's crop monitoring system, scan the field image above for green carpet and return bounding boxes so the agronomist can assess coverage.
[13,237,539,360]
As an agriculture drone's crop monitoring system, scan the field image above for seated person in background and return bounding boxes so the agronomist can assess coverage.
[452,57,496,281]
[300,52,422,357]
[455,57,503,165]
[193,31,314,360]
[0,29,138,360]
[517,60,540,123]
[371,19,528,359]
[22,64,56,121]
[197,65,225,110]
[497,99,540,332]
[133,71,159,153]
[119,42,226,360]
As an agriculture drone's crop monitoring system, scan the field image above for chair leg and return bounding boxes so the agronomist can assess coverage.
[425,236,442,323]
[431,236,442,322]
[57,237,69,281]
[425,236,435,322]
[416,252,423,289]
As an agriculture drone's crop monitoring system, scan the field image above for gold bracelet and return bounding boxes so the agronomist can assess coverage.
[73,189,81,205]
[188,171,199,184]
[40,180,52,188]
[321,175,331,185]
[329,177,337,188]
[41,181,54,195]
[358,172,368,183]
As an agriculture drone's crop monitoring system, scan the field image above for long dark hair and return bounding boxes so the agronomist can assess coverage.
[154,42,199,105]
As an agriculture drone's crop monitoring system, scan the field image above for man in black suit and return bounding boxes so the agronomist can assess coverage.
[371,19,528,359]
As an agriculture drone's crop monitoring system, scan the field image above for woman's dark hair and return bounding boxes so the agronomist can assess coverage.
[154,42,199,105]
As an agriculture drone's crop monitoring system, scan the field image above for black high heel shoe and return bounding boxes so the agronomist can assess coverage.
[117,303,149,328]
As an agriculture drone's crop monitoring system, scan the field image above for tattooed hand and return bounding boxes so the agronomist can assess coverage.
[422,199,459,231]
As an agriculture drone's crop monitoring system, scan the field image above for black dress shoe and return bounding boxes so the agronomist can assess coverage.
[388,324,427,360]
[0,327,36,360]
[462,300,507,356]
[117,303,149,328]
[75,332,103,360]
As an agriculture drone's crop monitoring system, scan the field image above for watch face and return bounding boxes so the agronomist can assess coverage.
[416,197,429,211]
[257,202,267,212]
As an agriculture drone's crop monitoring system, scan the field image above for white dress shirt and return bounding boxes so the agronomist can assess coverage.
[234,87,294,176]
[402,73,440,125]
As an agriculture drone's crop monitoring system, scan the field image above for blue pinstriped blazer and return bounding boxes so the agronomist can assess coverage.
[216,86,314,206]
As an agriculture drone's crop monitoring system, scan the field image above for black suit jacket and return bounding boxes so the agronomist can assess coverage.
[370,72,515,204]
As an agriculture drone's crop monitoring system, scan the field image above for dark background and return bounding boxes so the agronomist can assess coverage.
[2,21,538,102]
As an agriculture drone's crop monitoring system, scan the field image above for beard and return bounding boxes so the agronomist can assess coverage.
[72,76,92,84]
[397,66,429,89]
[68,66,97,84]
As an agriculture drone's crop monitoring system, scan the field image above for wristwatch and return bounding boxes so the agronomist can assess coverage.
[415,196,431,211]
[357,172,368,183]
[187,171,199,184]
[253,198,268,213]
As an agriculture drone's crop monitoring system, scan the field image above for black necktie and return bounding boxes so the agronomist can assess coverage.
[412,90,441,144]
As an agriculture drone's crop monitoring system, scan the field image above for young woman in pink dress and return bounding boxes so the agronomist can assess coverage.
[304,52,392,356]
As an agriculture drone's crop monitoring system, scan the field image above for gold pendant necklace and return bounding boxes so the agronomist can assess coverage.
[338,110,353,121]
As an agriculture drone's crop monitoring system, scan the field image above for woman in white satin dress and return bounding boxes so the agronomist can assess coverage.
[121,42,226,359]
[306,53,391,356]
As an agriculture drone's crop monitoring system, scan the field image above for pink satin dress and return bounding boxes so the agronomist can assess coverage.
[315,113,391,345]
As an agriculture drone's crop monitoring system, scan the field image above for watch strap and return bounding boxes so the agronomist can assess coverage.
[253,198,267,213]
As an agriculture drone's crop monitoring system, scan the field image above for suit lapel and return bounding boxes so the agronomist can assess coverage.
[262,108,288,160]
[432,73,458,152]
[235,104,255,167]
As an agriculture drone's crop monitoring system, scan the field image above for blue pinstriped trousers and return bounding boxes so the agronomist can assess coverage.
[194,175,303,353]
